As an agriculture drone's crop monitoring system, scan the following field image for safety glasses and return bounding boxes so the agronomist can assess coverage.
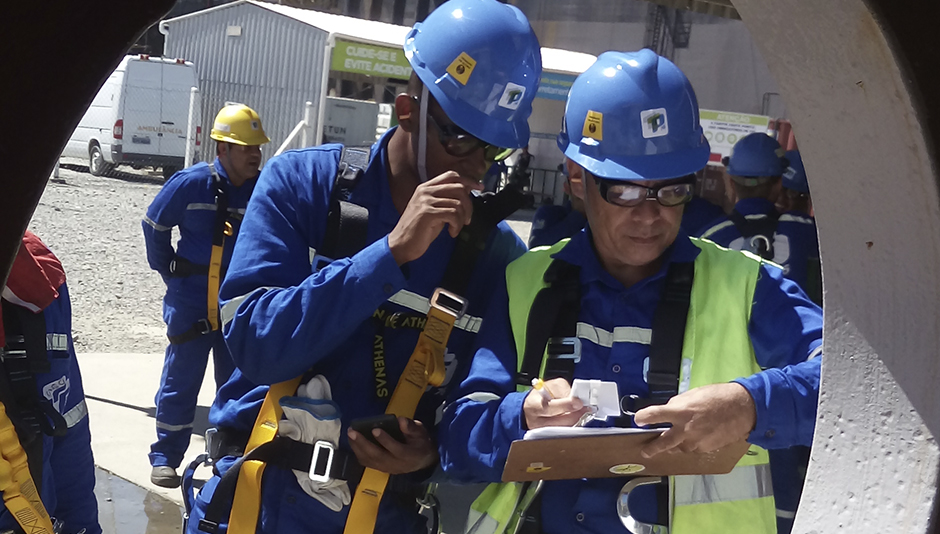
[594,175,696,208]
[412,96,514,162]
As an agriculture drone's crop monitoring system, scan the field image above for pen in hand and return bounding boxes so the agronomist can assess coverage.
[531,378,555,402]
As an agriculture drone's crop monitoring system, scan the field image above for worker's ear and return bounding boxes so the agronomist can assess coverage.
[565,159,586,200]
[394,93,416,133]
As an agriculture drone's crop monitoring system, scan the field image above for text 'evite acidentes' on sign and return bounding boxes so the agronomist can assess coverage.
[331,39,414,79]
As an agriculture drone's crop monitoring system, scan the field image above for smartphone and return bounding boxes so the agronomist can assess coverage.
[349,414,406,447]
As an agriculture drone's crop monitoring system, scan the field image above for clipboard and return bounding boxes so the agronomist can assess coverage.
[501,428,751,482]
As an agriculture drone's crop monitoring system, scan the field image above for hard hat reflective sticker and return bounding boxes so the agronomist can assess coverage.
[446,52,477,85]
[214,122,231,132]
[609,463,645,475]
[582,111,603,141]
[498,83,526,110]
[251,120,259,130]
[640,108,669,139]
[526,462,552,474]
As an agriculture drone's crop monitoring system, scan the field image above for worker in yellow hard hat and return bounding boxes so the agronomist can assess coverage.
[141,103,269,488]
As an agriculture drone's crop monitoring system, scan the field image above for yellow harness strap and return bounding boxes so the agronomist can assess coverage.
[226,289,462,534]
[0,403,54,534]
[343,289,459,534]
[206,221,234,331]
[227,377,303,532]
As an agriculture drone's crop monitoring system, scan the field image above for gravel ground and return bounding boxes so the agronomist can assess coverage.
[27,162,534,354]
[28,164,169,354]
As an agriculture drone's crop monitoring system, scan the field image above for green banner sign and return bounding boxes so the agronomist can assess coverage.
[331,39,413,79]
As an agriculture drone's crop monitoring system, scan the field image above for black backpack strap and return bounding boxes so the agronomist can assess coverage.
[729,209,780,260]
[317,147,371,268]
[645,261,695,404]
[515,259,581,387]
[0,300,70,495]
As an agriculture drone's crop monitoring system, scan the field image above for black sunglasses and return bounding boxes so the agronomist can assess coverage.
[594,175,696,207]
[411,96,514,162]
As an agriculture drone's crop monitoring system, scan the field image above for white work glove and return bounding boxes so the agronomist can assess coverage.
[278,375,351,512]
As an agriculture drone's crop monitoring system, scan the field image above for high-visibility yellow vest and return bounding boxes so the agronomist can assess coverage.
[466,237,776,534]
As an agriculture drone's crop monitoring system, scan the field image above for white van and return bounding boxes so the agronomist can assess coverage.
[62,55,202,179]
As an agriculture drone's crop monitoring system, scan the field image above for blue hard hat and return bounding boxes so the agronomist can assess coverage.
[724,133,787,178]
[403,0,541,149]
[557,49,710,182]
[782,150,809,193]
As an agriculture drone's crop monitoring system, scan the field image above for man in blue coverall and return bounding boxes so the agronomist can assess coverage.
[698,134,820,292]
[185,1,542,532]
[1,231,100,534]
[142,104,270,488]
[439,50,822,534]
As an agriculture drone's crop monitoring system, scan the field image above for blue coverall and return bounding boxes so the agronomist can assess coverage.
[697,197,820,289]
[1,283,100,534]
[186,129,526,534]
[439,228,823,534]
[679,195,726,236]
[142,158,250,468]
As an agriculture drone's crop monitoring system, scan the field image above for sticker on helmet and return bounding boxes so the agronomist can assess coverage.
[498,83,526,110]
[640,108,669,139]
[251,120,259,130]
[446,52,477,85]
[214,122,231,133]
[582,110,603,141]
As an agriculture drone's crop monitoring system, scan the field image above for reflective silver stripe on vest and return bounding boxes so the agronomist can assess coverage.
[64,400,88,428]
[674,463,773,507]
[576,322,652,347]
[220,286,279,327]
[46,333,69,351]
[185,203,246,215]
[143,216,171,232]
[388,290,483,333]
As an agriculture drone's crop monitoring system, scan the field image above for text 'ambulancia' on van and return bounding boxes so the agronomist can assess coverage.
[62,54,202,179]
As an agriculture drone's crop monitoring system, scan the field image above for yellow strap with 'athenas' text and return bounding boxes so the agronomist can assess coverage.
[343,288,462,534]
[0,403,55,534]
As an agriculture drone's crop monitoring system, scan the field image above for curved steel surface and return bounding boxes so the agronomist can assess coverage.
[732,0,940,531]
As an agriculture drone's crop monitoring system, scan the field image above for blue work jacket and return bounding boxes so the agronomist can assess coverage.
[212,128,525,533]
[0,283,100,534]
[438,228,823,534]
[528,203,587,249]
[697,197,820,289]
[142,158,255,328]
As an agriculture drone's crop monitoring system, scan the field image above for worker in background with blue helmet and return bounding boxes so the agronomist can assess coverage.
[183,1,541,533]
[778,149,815,217]
[439,49,822,534]
[697,134,820,293]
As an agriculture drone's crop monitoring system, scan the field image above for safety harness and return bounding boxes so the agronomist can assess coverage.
[167,163,237,345]
[193,147,527,534]
[728,210,780,261]
[0,301,69,534]
[509,257,694,533]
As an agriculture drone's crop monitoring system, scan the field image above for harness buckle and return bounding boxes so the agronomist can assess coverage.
[309,440,335,483]
[195,319,212,336]
[169,259,177,274]
[429,288,467,321]
[546,337,581,363]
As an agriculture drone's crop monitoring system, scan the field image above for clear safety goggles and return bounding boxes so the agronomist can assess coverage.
[594,175,696,208]
[412,96,514,162]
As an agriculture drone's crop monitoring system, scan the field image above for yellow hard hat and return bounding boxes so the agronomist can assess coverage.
[210,104,270,146]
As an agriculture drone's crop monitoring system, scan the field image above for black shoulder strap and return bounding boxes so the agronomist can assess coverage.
[645,261,695,403]
[439,185,528,295]
[208,163,230,249]
[318,147,371,267]
[0,300,70,494]
[515,259,581,387]
[729,209,780,260]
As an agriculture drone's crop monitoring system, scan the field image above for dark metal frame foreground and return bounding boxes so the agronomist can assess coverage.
[1,0,938,531]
